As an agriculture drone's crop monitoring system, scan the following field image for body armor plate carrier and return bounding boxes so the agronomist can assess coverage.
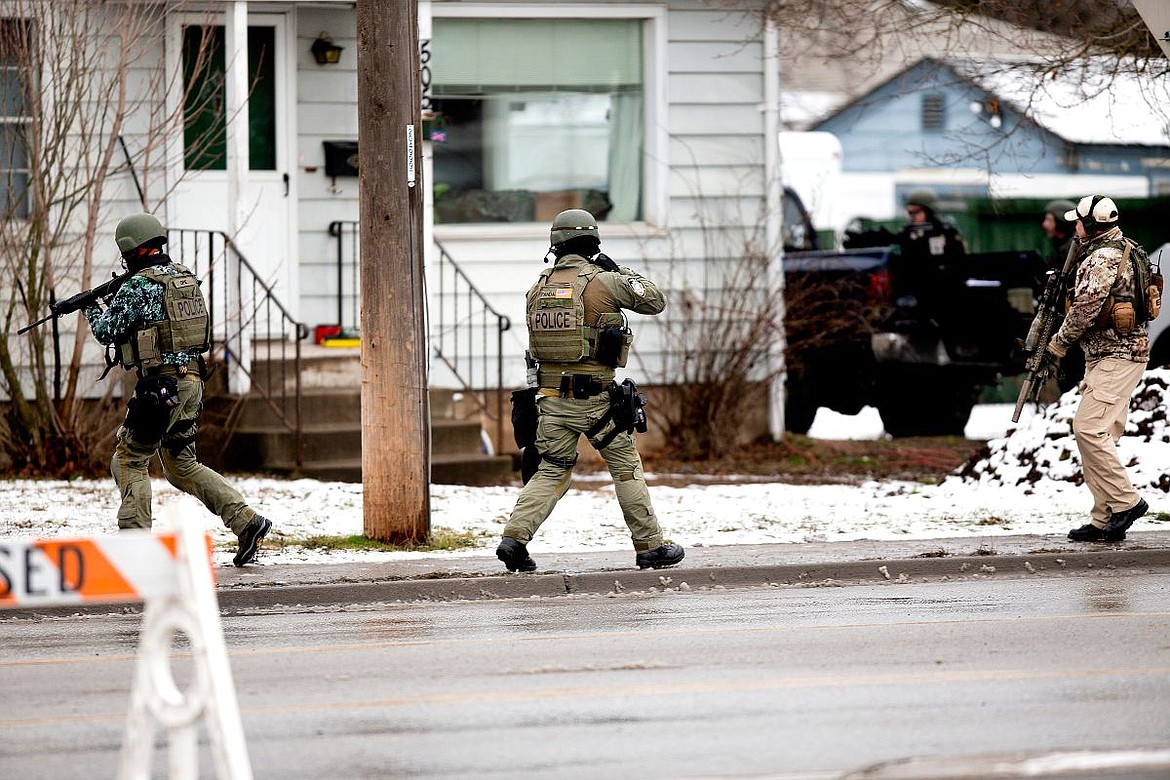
[527,262,629,367]
[116,263,211,370]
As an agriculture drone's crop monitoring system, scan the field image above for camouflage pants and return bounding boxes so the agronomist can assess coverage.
[503,392,664,552]
[111,373,255,535]
[1073,357,1146,525]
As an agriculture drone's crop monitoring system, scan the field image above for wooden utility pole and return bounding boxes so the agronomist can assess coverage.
[357,0,431,542]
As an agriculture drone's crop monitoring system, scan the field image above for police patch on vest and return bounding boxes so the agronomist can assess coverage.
[531,310,575,330]
[172,295,207,320]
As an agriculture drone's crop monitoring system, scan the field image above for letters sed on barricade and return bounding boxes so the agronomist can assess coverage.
[0,533,207,607]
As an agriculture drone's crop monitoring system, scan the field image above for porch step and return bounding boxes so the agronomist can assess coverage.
[227,418,494,465]
[205,384,516,486]
[264,453,514,486]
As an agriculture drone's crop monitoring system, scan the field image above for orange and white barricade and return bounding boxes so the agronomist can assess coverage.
[0,520,252,780]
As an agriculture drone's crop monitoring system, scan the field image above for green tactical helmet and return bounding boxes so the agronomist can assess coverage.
[1044,199,1077,222]
[115,213,167,253]
[550,208,599,247]
[905,188,939,213]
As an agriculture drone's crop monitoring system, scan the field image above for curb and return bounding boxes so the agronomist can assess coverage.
[213,546,1170,612]
[6,547,1169,619]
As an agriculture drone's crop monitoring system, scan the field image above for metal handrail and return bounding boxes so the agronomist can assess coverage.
[168,228,308,468]
[328,220,512,449]
[433,239,512,449]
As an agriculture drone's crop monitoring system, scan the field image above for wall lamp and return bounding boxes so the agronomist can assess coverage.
[311,34,344,65]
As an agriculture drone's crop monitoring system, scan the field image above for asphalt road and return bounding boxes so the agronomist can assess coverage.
[1,570,1168,779]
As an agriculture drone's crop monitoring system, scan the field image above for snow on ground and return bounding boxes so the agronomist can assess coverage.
[2,372,1167,567]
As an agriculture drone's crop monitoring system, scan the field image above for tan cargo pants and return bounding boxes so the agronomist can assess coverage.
[1073,356,1146,526]
[112,373,256,534]
[503,392,664,552]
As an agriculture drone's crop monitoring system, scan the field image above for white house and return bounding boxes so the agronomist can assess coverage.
[2,1,784,402]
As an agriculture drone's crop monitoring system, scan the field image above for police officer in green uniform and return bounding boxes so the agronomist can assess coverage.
[496,209,684,572]
[85,213,272,566]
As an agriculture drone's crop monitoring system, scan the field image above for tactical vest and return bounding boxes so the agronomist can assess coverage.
[116,263,211,369]
[526,260,629,367]
[1080,238,1161,334]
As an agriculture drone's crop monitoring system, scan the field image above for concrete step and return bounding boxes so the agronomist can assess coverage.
[261,453,515,486]
[249,342,361,392]
[228,418,487,462]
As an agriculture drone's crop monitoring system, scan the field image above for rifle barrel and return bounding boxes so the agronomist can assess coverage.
[17,313,56,335]
[1011,377,1033,423]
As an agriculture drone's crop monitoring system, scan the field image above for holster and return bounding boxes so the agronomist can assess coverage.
[124,374,180,445]
[587,379,648,451]
[611,378,648,435]
[510,387,539,449]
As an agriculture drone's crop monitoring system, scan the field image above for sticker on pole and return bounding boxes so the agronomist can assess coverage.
[0,532,208,607]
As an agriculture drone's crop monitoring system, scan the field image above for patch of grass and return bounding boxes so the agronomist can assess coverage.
[1150,512,1170,524]
[976,516,1009,526]
[293,528,488,553]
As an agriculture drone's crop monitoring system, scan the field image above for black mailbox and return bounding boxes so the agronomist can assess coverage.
[323,140,359,177]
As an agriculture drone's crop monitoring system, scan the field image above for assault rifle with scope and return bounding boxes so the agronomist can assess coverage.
[1011,240,1080,423]
[17,269,132,335]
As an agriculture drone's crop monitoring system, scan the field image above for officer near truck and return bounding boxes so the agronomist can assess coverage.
[496,209,684,573]
[84,213,272,566]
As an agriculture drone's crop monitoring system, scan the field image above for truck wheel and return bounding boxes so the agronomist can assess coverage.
[877,380,976,437]
[785,389,818,435]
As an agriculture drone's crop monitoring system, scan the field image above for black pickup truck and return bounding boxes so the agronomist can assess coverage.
[783,243,1045,436]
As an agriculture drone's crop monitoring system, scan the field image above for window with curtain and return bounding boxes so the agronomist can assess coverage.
[431,18,643,225]
[0,18,32,219]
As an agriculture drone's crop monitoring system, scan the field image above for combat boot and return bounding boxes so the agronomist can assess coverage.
[234,515,272,566]
[1102,498,1148,541]
[496,536,537,572]
[636,542,685,569]
[1068,523,1114,543]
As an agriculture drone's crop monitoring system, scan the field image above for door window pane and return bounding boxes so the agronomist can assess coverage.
[432,18,643,224]
[0,18,32,219]
[182,24,276,171]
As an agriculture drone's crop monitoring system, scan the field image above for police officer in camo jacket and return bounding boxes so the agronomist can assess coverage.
[85,213,272,566]
[1045,196,1150,543]
[495,209,684,573]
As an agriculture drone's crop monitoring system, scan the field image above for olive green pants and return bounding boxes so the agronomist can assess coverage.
[503,393,664,552]
[1073,357,1146,525]
[111,373,255,534]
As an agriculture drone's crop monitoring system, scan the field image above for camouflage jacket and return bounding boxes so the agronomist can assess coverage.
[1050,226,1149,364]
[84,259,204,366]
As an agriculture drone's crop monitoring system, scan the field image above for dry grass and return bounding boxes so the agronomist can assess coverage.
[641,433,986,486]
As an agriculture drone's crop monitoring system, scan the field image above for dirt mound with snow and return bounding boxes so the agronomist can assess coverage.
[951,368,1170,494]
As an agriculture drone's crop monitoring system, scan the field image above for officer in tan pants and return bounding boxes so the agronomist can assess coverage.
[496,209,684,572]
[1045,196,1151,542]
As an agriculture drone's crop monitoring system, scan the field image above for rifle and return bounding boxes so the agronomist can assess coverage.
[1012,241,1079,423]
[18,270,131,335]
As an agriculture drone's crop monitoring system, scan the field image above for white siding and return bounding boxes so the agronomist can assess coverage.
[426,1,773,387]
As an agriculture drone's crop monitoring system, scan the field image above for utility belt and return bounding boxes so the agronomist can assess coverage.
[539,373,609,400]
[141,357,202,379]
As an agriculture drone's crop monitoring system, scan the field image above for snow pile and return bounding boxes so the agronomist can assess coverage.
[951,368,1170,494]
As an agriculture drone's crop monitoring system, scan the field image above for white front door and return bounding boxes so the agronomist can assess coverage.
[166,11,294,309]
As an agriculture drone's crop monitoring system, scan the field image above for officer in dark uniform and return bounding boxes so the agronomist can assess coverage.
[897,188,966,262]
[496,209,684,573]
[85,213,271,566]
[1042,199,1077,269]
